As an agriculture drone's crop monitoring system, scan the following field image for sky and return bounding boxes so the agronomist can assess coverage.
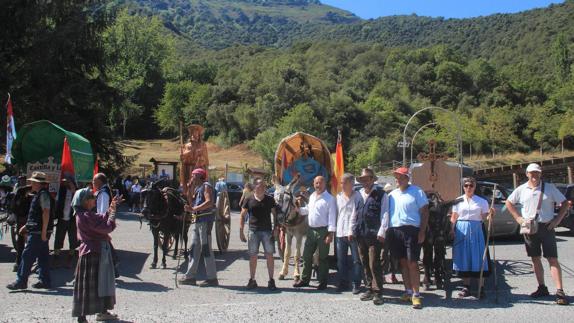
[321,0,565,19]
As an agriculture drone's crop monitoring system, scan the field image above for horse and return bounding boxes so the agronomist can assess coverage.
[5,185,33,271]
[140,181,189,269]
[422,192,460,290]
[273,175,309,282]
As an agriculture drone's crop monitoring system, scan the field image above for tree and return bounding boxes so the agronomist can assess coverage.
[552,33,571,84]
[103,10,175,137]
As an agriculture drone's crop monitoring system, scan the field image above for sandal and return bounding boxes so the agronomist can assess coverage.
[458,286,471,298]
[556,290,569,305]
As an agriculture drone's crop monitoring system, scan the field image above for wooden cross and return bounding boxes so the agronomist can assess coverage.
[416,140,448,191]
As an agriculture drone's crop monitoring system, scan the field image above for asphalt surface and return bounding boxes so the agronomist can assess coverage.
[1,208,573,322]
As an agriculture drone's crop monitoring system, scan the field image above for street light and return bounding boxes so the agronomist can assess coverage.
[402,106,462,167]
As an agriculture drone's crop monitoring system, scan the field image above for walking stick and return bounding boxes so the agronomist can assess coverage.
[478,184,497,300]
[174,210,188,288]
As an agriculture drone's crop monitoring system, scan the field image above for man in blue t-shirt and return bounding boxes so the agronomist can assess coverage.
[384,167,429,309]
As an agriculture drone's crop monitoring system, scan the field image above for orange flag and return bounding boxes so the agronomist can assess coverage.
[60,136,75,181]
[93,155,99,176]
[332,130,344,194]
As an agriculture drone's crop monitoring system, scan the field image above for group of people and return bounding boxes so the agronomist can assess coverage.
[3,161,570,321]
[233,163,570,309]
[6,171,120,323]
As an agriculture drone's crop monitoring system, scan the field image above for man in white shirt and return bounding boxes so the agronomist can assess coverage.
[506,163,569,305]
[336,173,364,294]
[293,176,336,290]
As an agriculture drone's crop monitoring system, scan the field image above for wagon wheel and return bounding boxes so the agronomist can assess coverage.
[216,192,231,253]
[158,231,175,251]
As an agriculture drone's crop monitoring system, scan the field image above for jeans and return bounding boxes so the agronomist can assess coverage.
[184,221,217,280]
[248,230,275,256]
[301,227,330,284]
[17,234,51,286]
[336,237,362,286]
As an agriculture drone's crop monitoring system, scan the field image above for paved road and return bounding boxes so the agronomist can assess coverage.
[1,209,573,322]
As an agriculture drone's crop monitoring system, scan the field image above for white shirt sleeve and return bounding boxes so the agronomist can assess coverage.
[507,186,520,205]
[97,193,110,215]
[299,194,311,216]
[378,193,389,238]
[328,195,337,232]
[546,183,566,204]
[479,197,489,215]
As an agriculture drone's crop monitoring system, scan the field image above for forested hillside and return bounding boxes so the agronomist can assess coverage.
[1,0,573,174]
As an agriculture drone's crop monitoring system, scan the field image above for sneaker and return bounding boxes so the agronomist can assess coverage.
[352,284,361,295]
[373,293,384,305]
[6,281,27,290]
[178,278,197,286]
[317,282,328,290]
[360,290,374,301]
[247,279,258,289]
[32,281,51,289]
[96,312,118,321]
[293,280,310,288]
[412,295,423,309]
[268,279,277,291]
[530,285,550,298]
[199,279,219,287]
[400,292,412,302]
[556,289,569,305]
[336,281,348,292]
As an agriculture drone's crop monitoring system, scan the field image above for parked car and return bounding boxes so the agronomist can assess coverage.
[555,184,574,233]
[226,182,244,210]
[475,181,520,238]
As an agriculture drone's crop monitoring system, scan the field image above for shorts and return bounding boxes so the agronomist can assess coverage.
[248,230,275,256]
[387,225,421,262]
[524,224,558,258]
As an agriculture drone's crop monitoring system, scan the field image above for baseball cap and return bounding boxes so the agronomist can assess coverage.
[526,163,542,173]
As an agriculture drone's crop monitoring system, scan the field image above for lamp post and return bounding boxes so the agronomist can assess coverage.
[402,106,462,167]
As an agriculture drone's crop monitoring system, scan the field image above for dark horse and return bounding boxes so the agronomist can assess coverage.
[5,185,33,271]
[422,192,461,290]
[140,181,189,269]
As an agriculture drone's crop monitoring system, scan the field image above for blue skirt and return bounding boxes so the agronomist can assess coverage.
[453,220,490,277]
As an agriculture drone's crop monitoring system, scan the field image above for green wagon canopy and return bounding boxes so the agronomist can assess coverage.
[11,120,94,186]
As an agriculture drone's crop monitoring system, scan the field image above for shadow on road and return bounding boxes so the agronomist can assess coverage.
[116,279,172,293]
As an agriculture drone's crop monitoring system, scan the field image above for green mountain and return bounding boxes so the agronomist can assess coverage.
[119,0,359,49]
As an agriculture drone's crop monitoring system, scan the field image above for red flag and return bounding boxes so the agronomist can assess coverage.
[332,130,344,194]
[93,155,99,176]
[60,136,75,181]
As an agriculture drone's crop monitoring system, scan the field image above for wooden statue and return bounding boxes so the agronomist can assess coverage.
[180,124,209,196]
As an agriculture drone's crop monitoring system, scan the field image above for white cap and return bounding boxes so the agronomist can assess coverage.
[383,183,393,192]
[526,163,542,173]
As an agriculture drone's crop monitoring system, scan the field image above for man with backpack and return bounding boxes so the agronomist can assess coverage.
[7,172,54,290]
[352,168,388,305]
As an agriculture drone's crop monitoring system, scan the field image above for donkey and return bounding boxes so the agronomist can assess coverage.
[273,174,310,282]
[422,192,461,290]
[140,182,189,269]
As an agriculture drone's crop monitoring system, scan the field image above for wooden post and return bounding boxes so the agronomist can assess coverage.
[513,172,519,189]
[568,165,573,185]
[225,163,228,181]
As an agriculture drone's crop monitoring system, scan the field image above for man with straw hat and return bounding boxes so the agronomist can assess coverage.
[7,171,54,290]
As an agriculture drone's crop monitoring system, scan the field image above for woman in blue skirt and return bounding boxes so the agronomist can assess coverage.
[450,177,495,297]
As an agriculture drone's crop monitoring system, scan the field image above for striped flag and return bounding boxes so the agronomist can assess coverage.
[5,94,17,164]
[332,130,344,194]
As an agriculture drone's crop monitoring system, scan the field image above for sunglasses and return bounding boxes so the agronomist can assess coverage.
[463,184,475,188]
